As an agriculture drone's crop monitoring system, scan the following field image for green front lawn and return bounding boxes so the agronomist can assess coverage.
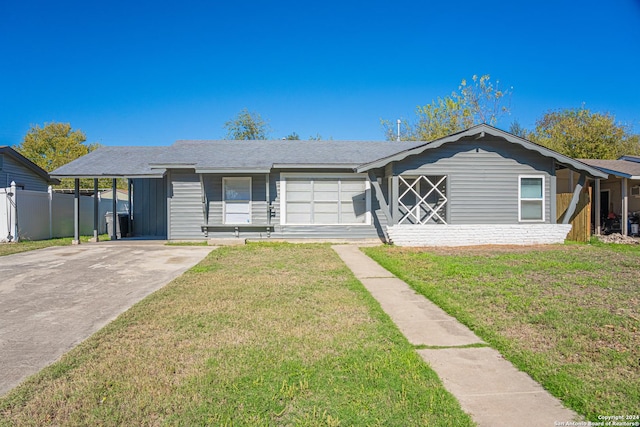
[364,242,640,421]
[0,243,473,426]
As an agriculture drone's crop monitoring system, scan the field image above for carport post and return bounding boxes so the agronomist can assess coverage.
[622,178,628,236]
[111,178,117,240]
[92,179,99,242]
[594,179,601,235]
[73,178,80,245]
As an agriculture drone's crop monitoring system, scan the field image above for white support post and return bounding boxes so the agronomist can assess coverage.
[48,185,53,239]
[9,181,18,242]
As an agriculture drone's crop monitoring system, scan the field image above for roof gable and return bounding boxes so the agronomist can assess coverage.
[0,146,59,184]
[355,124,608,179]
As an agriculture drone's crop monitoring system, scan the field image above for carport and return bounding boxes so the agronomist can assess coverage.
[580,156,640,236]
[51,147,168,242]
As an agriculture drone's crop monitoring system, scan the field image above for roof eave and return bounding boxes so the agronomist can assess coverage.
[194,168,271,174]
[0,146,58,184]
[273,163,358,170]
[51,173,165,179]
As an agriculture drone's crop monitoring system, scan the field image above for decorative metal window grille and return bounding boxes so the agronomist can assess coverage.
[398,175,448,224]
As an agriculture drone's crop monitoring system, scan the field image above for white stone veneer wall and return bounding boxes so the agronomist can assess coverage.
[386,224,573,247]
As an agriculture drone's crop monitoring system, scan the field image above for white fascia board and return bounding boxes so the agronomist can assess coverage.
[149,164,195,169]
[195,168,271,174]
[273,163,358,169]
[51,173,165,179]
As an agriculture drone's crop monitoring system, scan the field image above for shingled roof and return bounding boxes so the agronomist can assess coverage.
[579,158,640,179]
[51,124,607,179]
[51,140,427,178]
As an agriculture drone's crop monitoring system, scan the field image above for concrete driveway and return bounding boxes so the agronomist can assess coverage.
[0,242,213,396]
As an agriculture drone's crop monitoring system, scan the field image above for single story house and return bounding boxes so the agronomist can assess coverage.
[0,146,60,190]
[51,124,607,246]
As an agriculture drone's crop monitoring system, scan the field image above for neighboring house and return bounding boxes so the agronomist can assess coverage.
[0,146,59,190]
[576,155,640,235]
[0,146,61,242]
[50,125,607,246]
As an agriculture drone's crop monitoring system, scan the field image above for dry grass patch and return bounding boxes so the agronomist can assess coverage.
[1,243,472,426]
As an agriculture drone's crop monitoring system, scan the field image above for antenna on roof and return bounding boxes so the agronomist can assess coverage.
[397,119,401,142]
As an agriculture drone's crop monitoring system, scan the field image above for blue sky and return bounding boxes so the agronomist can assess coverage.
[1,0,639,146]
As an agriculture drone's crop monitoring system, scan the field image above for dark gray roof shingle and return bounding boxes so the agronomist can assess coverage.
[579,159,640,178]
[51,146,167,177]
[51,140,427,177]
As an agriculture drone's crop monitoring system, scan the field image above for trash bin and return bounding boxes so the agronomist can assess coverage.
[117,213,129,237]
[105,211,118,238]
[106,212,129,239]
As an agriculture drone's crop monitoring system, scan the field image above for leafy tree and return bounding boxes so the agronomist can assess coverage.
[14,122,107,188]
[15,122,98,171]
[285,132,300,140]
[529,107,640,159]
[509,120,529,138]
[223,109,271,140]
[382,74,511,141]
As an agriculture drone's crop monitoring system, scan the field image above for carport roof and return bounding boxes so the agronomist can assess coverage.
[579,158,640,179]
[51,146,172,178]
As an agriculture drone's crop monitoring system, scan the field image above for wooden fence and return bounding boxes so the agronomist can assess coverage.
[556,187,591,242]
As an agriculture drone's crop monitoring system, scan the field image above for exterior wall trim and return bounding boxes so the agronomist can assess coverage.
[386,224,572,247]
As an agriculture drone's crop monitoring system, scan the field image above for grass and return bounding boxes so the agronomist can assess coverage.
[0,243,474,426]
[363,242,640,421]
[0,235,109,257]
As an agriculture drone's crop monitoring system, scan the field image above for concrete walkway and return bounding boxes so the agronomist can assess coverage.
[0,242,213,396]
[332,245,580,427]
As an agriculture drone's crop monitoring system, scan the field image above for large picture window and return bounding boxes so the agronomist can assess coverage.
[223,177,251,224]
[519,176,545,221]
[282,175,369,225]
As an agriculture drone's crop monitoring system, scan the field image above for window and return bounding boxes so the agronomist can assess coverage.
[519,176,544,221]
[223,177,251,224]
[282,175,369,225]
[398,175,448,224]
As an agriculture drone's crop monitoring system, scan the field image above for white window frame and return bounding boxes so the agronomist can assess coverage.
[518,175,545,222]
[280,173,371,225]
[223,177,252,224]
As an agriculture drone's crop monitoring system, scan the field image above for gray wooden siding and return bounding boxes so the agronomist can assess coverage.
[392,138,554,224]
[0,155,49,191]
[197,170,383,240]
[169,171,203,239]
[132,177,167,238]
